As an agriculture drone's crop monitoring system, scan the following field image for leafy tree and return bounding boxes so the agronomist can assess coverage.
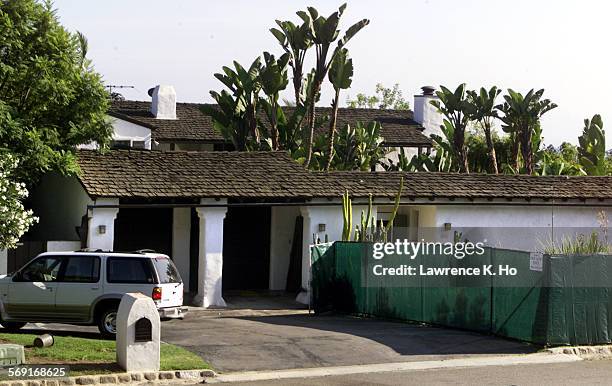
[270,18,312,107]
[430,84,471,173]
[537,143,585,176]
[578,114,608,175]
[202,58,262,151]
[0,153,37,249]
[0,0,112,183]
[313,121,386,171]
[301,4,369,168]
[347,83,410,110]
[496,89,557,174]
[259,52,290,150]
[325,48,353,170]
[466,87,501,174]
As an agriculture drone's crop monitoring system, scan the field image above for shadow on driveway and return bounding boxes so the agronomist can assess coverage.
[162,311,537,372]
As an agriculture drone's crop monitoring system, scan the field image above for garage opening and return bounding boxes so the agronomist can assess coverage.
[222,206,271,291]
[113,207,173,256]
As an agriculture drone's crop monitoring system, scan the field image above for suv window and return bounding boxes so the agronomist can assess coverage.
[18,256,63,282]
[61,256,100,283]
[107,257,154,284]
[152,257,182,284]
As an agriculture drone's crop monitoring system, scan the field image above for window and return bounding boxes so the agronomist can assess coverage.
[61,256,100,283]
[152,257,182,284]
[132,140,146,149]
[110,140,131,149]
[107,257,155,284]
[18,256,63,282]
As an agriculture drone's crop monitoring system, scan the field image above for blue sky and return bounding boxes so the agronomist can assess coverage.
[54,0,612,147]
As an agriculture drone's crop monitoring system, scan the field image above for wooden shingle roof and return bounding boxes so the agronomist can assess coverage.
[77,150,612,202]
[108,100,432,147]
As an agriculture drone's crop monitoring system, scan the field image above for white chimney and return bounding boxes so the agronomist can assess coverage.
[150,85,176,120]
[413,86,443,138]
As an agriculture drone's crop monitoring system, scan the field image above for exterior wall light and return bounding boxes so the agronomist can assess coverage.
[318,223,326,232]
[98,225,106,234]
[444,223,452,231]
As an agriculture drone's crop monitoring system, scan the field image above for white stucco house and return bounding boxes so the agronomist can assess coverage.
[9,85,612,308]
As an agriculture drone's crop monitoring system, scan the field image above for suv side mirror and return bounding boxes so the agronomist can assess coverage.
[12,272,22,282]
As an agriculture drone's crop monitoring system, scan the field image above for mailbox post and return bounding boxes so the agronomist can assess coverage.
[116,293,160,372]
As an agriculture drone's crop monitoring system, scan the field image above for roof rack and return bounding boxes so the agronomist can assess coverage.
[75,248,106,253]
[134,249,156,254]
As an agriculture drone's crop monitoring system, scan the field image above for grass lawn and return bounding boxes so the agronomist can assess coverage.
[0,332,210,377]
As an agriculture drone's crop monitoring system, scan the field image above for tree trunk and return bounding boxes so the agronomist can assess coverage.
[325,89,341,171]
[484,127,498,174]
[521,130,533,175]
[270,100,279,151]
[511,132,520,172]
[454,127,469,173]
[303,81,321,169]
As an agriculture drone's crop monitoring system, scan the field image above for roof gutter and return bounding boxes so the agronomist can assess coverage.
[87,200,612,209]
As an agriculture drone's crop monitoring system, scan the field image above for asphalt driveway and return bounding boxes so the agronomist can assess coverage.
[32,295,537,373]
[161,307,536,372]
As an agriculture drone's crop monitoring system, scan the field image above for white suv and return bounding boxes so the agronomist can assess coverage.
[0,250,185,337]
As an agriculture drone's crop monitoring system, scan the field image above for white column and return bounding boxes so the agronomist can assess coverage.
[87,198,119,251]
[297,206,313,304]
[194,199,227,308]
[0,249,7,275]
[172,208,191,291]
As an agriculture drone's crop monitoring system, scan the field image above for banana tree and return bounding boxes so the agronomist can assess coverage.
[259,52,289,150]
[430,84,471,173]
[270,18,312,107]
[496,89,557,175]
[466,86,501,174]
[202,58,262,150]
[301,3,370,168]
[325,48,353,170]
[578,114,607,175]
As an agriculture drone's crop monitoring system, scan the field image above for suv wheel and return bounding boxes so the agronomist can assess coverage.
[97,307,118,337]
[1,321,27,331]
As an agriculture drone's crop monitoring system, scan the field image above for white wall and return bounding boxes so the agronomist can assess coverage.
[434,205,609,252]
[46,241,81,252]
[297,202,377,302]
[269,206,300,290]
[112,118,153,149]
[29,174,93,241]
[79,118,153,150]
[87,198,119,251]
[172,208,191,291]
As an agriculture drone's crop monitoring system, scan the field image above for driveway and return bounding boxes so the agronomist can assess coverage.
[161,300,536,372]
[32,295,536,373]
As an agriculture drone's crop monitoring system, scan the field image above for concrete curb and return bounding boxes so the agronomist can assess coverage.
[0,369,215,386]
[547,345,612,358]
[209,352,580,383]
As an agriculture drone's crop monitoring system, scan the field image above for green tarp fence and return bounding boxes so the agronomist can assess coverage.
[311,242,612,346]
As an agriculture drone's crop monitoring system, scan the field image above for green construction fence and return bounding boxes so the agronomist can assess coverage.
[310,242,612,346]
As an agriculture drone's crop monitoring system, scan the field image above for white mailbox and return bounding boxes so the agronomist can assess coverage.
[116,293,160,372]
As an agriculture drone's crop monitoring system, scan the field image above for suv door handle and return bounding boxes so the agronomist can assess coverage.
[91,287,100,290]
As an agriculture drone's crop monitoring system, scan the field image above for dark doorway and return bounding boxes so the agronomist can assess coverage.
[222,206,271,290]
[114,208,173,256]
